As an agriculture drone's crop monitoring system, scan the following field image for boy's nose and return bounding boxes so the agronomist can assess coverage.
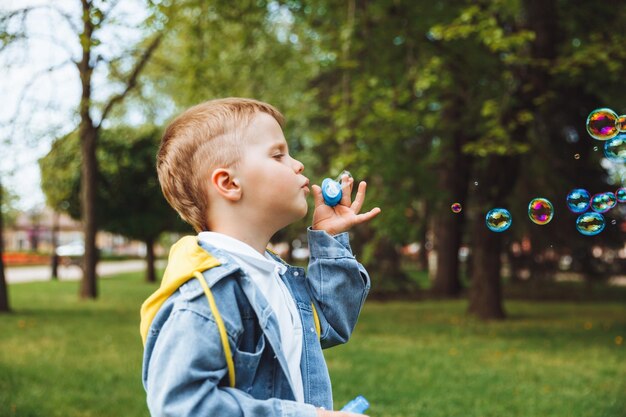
[293,158,304,174]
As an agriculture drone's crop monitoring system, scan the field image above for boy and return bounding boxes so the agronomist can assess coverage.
[140,98,381,417]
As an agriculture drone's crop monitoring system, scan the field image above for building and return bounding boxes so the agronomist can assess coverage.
[3,206,148,257]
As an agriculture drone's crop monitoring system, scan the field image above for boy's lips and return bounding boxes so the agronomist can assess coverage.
[302,179,310,193]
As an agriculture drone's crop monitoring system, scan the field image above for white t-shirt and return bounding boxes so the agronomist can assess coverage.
[197,232,304,402]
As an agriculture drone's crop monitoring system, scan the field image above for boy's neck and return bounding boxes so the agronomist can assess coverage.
[206,225,271,255]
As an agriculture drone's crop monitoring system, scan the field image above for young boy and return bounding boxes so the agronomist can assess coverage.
[140,98,381,417]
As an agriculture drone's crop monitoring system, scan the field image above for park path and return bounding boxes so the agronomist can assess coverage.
[5,260,165,284]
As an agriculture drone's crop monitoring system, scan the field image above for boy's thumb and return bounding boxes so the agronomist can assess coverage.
[311,184,324,207]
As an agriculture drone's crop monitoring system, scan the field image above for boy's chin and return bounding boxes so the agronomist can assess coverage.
[276,207,308,230]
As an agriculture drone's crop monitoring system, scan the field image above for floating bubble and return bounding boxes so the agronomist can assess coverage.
[335,170,353,182]
[566,188,591,213]
[528,198,554,225]
[618,115,626,132]
[486,208,512,232]
[586,108,619,140]
[594,146,598,151]
[604,134,626,162]
[563,126,579,143]
[617,187,626,203]
[590,192,617,213]
[451,203,462,213]
[576,212,605,236]
[574,153,580,159]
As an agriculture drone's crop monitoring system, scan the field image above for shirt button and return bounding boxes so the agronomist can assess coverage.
[293,271,299,276]
[310,327,315,333]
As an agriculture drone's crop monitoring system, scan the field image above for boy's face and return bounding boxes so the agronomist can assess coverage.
[236,112,310,227]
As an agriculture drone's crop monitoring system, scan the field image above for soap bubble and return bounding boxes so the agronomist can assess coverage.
[576,212,605,236]
[528,198,554,225]
[616,187,626,203]
[566,188,591,213]
[618,115,626,132]
[574,153,581,159]
[586,108,619,140]
[590,192,617,213]
[604,134,626,162]
[335,170,353,183]
[486,208,512,232]
[451,203,462,213]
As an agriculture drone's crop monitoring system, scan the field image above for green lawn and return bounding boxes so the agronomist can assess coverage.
[0,273,624,417]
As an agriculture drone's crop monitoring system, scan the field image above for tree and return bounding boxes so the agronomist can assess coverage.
[0,1,165,299]
[285,0,465,294]
[129,0,323,254]
[40,125,190,283]
[0,181,9,313]
[431,0,626,318]
[0,181,18,313]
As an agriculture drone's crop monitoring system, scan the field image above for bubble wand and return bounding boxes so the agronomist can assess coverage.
[321,170,352,207]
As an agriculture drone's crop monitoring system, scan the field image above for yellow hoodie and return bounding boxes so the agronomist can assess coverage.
[139,236,221,345]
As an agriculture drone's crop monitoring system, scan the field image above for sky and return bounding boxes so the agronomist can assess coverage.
[1,0,147,211]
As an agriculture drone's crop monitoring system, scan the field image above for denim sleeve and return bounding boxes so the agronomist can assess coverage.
[145,307,317,417]
[306,228,371,348]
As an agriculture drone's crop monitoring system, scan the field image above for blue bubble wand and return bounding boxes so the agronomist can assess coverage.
[321,170,352,207]
[340,395,370,414]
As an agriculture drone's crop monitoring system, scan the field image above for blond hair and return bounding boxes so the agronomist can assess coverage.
[157,98,284,232]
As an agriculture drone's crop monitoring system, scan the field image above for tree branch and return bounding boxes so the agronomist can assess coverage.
[4,59,75,141]
[1,5,80,34]
[97,32,163,127]
[97,0,123,27]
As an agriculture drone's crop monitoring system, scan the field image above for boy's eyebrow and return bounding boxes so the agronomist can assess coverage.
[269,141,288,151]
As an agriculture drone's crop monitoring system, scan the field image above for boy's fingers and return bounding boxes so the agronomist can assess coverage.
[339,176,354,206]
[350,181,367,213]
[311,184,324,208]
[354,207,381,224]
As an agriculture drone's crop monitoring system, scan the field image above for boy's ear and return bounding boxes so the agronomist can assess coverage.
[210,168,242,201]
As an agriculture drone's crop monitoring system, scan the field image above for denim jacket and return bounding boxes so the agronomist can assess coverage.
[141,228,370,417]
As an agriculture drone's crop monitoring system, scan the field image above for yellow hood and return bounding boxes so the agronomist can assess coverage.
[140,235,221,345]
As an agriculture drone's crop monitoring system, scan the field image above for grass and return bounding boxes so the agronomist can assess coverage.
[0,273,624,417]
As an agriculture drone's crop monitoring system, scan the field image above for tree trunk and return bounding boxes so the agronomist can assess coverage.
[466,154,515,320]
[368,235,414,295]
[0,182,10,313]
[79,0,98,299]
[51,211,59,280]
[145,237,156,283]
[417,202,429,272]
[467,214,506,320]
[432,207,462,297]
[432,101,470,297]
[431,161,466,297]
[80,121,98,298]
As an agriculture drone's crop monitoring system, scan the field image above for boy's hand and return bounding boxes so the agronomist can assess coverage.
[316,409,368,417]
[311,175,381,236]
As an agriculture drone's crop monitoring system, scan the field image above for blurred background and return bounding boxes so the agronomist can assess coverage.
[0,1,624,416]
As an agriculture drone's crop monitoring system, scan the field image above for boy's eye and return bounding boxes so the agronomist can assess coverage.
[273,154,285,160]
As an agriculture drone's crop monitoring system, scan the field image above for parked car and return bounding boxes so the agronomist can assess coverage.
[55,241,84,266]
[55,241,85,257]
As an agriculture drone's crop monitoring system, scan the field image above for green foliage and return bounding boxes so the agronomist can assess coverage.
[39,125,191,242]
[80,0,625,290]
[99,126,191,240]
[0,184,19,227]
[39,132,81,214]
